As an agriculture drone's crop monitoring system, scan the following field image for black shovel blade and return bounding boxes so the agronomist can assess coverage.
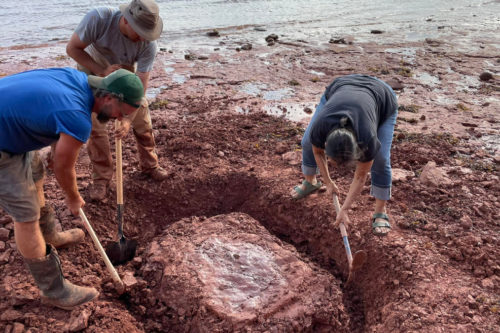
[105,237,137,265]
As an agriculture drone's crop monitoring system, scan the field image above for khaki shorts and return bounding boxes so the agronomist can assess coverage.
[0,151,41,222]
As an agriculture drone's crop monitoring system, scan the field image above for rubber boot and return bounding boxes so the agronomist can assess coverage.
[25,245,99,310]
[39,205,85,248]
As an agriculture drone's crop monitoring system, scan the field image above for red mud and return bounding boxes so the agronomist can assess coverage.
[0,36,499,332]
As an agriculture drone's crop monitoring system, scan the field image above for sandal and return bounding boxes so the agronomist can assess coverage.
[372,212,391,236]
[292,180,322,200]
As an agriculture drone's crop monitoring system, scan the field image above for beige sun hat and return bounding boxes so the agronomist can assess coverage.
[120,0,163,41]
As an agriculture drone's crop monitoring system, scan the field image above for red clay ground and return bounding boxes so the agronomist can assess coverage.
[0,36,499,332]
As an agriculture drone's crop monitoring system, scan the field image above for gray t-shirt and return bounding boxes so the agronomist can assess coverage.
[75,7,157,73]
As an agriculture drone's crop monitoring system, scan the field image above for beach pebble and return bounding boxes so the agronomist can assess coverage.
[0,228,10,241]
[206,30,220,37]
[479,72,493,82]
[265,34,279,43]
[241,43,252,51]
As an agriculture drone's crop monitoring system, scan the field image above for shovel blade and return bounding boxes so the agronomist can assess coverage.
[351,250,367,271]
[105,237,137,265]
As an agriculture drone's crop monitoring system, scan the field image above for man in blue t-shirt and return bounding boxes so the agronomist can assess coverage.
[0,67,143,310]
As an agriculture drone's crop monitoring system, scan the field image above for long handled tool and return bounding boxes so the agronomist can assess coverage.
[105,125,137,265]
[79,208,125,294]
[333,194,367,283]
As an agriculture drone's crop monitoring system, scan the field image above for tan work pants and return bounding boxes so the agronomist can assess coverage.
[78,61,159,183]
[88,102,159,183]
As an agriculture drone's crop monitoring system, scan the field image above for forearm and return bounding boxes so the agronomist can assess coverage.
[54,163,80,201]
[67,46,105,76]
[341,175,366,211]
[312,148,331,182]
[341,162,371,211]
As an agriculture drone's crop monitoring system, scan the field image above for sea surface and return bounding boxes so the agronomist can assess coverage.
[0,0,499,49]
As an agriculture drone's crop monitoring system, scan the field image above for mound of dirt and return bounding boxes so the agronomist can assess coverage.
[131,213,348,332]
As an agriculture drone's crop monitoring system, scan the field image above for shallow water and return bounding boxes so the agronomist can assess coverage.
[1,0,499,51]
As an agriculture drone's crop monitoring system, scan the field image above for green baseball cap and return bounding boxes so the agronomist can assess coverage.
[88,69,144,108]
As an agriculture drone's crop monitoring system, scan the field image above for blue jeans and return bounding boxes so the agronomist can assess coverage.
[301,81,397,201]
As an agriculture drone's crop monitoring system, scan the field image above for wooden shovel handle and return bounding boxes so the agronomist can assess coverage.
[79,208,125,294]
[333,194,353,266]
[115,120,123,206]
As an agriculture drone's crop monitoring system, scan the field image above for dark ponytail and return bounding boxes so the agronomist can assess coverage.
[325,117,362,164]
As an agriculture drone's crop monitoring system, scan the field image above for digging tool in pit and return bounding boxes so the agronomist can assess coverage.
[105,121,137,265]
[332,194,367,284]
[79,208,125,294]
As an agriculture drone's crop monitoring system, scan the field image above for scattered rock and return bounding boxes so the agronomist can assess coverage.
[303,107,312,114]
[67,309,91,332]
[0,248,13,264]
[1,309,22,321]
[254,27,267,32]
[11,322,25,333]
[0,227,10,241]
[399,104,421,113]
[265,34,279,43]
[329,38,346,44]
[425,38,442,47]
[480,278,494,289]
[184,53,196,61]
[479,72,493,82]
[281,151,301,166]
[0,215,13,225]
[122,271,138,289]
[419,161,452,187]
[241,43,252,51]
[459,215,473,230]
[392,168,415,183]
[206,30,220,37]
[370,30,384,34]
[385,78,404,90]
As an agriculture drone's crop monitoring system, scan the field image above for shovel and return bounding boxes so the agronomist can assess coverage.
[333,194,367,284]
[79,208,125,294]
[105,124,137,265]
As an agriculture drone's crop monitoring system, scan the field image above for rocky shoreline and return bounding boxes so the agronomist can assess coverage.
[0,34,499,332]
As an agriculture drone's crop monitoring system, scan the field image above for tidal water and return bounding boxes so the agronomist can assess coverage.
[0,0,499,49]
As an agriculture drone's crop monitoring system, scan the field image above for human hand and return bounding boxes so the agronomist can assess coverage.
[115,118,131,139]
[65,194,85,216]
[326,180,340,197]
[102,64,125,77]
[334,208,350,228]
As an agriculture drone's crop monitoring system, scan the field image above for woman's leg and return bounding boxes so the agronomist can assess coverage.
[291,93,327,198]
[370,108,397,233]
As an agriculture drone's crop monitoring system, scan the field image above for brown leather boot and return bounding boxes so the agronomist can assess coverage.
[88,181,109,201]
[39,205,85,248]
[25,245,99,310]
[142,166,169,181]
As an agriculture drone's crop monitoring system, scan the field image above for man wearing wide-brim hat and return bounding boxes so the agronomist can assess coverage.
[67,0,168,202]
